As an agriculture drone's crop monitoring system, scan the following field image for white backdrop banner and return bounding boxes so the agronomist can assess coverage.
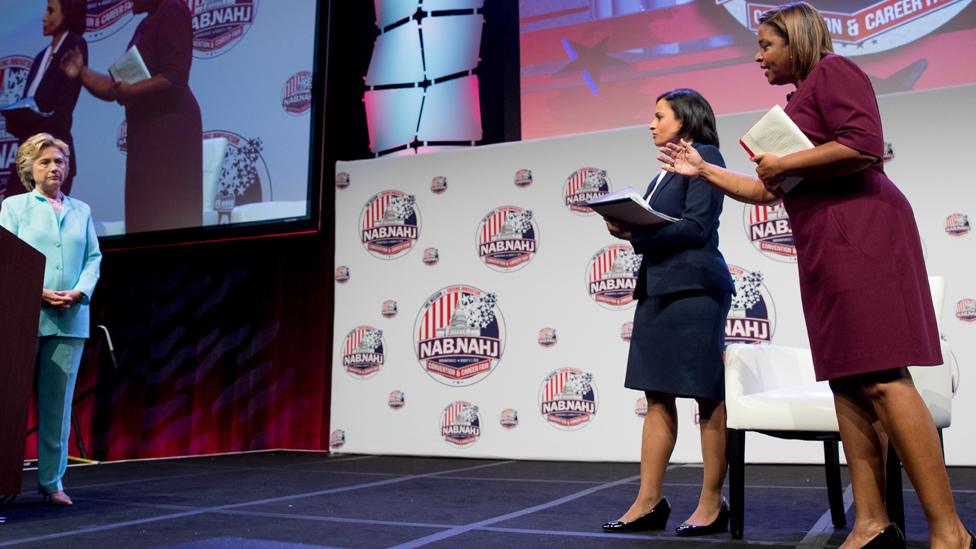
[331,84,976,465]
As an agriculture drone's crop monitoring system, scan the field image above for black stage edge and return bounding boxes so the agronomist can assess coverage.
[0,451,974,548]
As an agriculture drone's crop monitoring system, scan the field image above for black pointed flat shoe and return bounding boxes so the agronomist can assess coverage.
[602,497,671,533]
[861,523,905,549]
[675,498,729,537]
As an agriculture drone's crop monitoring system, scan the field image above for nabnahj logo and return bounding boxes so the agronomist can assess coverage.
[440,401,481,447]
[726,265,776,344]
[341,325,385,378]
[539,367,598,430]
[563,167,610,214]
[83,0,134,42]
[0,56,32,195]
[586,244,641,309]
[415,285,505,387]
[360,190,421,259]
[477,205,538,272]
[745,202,796,261]
[720,0,972,55]
[191,0,258,58]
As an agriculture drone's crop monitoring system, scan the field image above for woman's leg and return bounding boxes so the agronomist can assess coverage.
[36,337,86,495]
[858,369,969,549]
[618,391,677,522]
[682,398,727,525]
[829,376,890,548]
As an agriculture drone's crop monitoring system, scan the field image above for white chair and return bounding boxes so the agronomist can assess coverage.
[724,276,955,539]
[201,136,307,225]
[202,137,229,226]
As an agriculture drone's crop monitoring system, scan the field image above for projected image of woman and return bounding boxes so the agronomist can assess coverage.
[2,0,87,199]
[601,88,735,538]
[61,0,201,233]
[659,3,974,547]
[0,133,101,507]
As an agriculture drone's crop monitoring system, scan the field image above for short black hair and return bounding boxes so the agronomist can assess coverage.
[655,88,720,148]
[59,0,88,36]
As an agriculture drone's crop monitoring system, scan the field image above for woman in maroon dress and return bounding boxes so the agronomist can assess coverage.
[61,0,201,233]
[660,3,973,548]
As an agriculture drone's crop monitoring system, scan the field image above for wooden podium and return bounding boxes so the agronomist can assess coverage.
[0,226,44,497]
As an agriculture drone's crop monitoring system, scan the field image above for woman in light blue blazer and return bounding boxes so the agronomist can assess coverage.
[0,133,100,506]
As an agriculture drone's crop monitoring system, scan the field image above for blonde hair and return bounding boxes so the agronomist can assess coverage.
[16,133,70,190]
[759,2,833,82]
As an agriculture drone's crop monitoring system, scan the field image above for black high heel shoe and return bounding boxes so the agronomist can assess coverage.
[860,523,905,549]
[602,497,671,533]
[674,498,729,537]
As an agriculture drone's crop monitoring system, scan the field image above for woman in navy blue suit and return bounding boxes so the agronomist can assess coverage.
[602,89,735,537]
[2,0,87,198]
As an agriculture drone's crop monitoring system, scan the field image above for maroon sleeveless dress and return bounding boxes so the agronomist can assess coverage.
[782,53,941,381]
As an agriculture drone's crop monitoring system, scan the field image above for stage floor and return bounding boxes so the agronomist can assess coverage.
[0,451,974,548]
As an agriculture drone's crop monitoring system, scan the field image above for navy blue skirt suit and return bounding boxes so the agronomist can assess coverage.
[625,143,734,400]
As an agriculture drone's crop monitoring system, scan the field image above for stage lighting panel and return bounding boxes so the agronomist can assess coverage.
[417,75,482,143]
[421,14,484,80]
[374,0,420,29]
[365,21,425,86]
[421,0,484,11]
[364,87,425,151]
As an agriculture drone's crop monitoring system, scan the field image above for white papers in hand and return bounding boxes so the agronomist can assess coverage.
[109,46,151,85]
[586,186,679,227]
[739,104,814,193]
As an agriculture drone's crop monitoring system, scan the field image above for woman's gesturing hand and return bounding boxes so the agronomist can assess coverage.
[658,139,703,178]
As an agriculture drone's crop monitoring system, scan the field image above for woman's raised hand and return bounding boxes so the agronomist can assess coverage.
[658,138,703,177]
[59,47,84,79]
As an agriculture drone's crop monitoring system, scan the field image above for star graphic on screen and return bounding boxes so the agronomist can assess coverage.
[555,36,627,96]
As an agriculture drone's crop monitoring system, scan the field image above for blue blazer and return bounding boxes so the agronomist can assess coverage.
[630,143,735,299]
[0,191,101,338]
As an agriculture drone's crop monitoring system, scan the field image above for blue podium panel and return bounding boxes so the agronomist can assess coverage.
[366,21,424,87]
[365,87,425,152]
[421,14,484,80]
[418,75,482,143]
[374,0,420,29]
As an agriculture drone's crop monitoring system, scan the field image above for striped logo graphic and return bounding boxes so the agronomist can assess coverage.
[440,401,481,447]
[745,202,796,262]
[945,213,971,237]
[341,325,385,378]
[415,285,505,386]
[620,321,633,341]
[499,408,519,429]
[477,206,539,272]
[586,244,640,309]
[563,167,611,214]
[726,265,776,344]
[388,390,405,409]
[336,172,350,189]
[635,396,647,418]
[329,429,346,450]
[539,367,598,430]
[360,190,420,259]
[282,70,312,115]
[0,56,32,197]
[957,299,976,322]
